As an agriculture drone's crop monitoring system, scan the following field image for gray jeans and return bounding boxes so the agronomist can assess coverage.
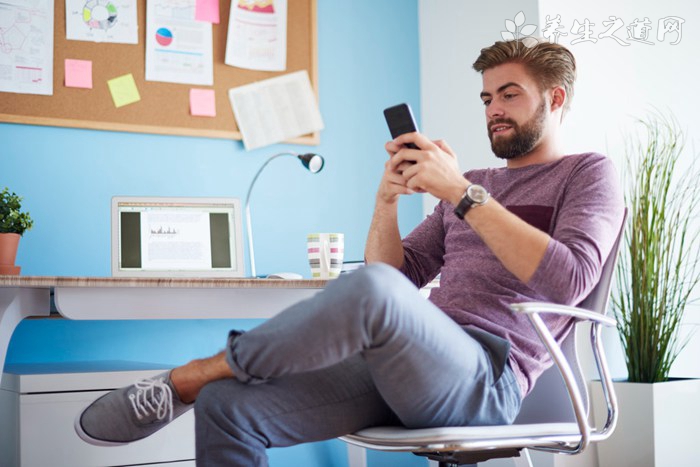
[194,263,522,466]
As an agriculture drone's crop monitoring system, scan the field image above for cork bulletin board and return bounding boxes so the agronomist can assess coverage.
[0,0,319,144]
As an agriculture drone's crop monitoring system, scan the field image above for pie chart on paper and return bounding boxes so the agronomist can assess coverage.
[155,27,173,46]
[82,0,119,30]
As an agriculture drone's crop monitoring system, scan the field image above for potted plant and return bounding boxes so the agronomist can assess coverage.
[0,187,34,275]
[592,111,700,466]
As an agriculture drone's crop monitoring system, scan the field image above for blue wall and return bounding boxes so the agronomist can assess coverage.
[1,1,425,466]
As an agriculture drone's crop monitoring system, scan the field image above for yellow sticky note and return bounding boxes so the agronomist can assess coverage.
[107,73,141,108]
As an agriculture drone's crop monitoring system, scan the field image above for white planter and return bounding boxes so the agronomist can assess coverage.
[591,379,700,467]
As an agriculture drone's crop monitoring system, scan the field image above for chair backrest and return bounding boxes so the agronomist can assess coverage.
[514,213,626,424]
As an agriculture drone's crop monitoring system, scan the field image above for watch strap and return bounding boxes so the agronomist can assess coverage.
[453,184,488,219]
[454,193,475,219]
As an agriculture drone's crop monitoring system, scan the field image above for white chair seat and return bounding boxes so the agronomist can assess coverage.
[343,422,581,451]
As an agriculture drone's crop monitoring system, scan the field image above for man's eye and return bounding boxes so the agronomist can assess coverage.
[504,94,516,100]
[482,99,491,106]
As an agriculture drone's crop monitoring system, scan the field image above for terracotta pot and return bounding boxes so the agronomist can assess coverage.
[0,233,21,275]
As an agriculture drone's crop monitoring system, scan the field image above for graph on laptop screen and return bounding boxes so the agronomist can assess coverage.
[111,197,245,278]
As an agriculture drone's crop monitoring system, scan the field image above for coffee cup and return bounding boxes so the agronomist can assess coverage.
[307,233,344,279]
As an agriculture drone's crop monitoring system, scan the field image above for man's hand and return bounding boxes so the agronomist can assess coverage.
[386,133,468,205]
[375,156,417,205]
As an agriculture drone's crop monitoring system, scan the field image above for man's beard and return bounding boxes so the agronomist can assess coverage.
[488,100,547,160]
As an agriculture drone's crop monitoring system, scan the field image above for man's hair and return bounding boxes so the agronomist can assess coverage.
[472,39,577,115]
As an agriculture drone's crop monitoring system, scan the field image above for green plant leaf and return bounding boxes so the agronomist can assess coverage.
[0,187,33,235]
[613,110,700,383]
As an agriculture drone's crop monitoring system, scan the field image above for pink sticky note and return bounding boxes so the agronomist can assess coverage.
[190,89,216,117]
[195,0,220,24]
[65,59,93,89]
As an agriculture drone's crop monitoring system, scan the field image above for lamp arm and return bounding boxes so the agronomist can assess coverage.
[244,152,298,277]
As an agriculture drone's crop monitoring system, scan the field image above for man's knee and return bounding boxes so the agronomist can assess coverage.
[335,263,423,327]
[345,262,416,301]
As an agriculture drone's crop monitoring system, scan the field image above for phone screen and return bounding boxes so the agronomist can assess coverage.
[384,103,419,149]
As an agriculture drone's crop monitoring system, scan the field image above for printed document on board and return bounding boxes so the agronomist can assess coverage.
[0,0,54,95]
[228,70,323,150]
[145,0,213,85]
[225,0,287,71]
[65,0,138,44]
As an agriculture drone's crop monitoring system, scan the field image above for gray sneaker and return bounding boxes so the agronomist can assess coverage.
[74,371,193,446]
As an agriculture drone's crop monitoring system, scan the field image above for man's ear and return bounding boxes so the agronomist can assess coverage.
[550,86,566,112]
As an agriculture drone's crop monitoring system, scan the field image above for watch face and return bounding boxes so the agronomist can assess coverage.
[467,185,489,204]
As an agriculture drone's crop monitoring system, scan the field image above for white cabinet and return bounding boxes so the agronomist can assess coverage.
[0,361,195,467]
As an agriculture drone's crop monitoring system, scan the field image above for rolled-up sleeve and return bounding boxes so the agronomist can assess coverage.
[399,201,446,288]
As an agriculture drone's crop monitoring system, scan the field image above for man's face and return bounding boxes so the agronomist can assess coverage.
[480,62,550,160]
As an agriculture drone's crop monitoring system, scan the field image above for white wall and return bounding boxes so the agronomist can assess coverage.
[535,3,700,463]
[419,0,700,385]
[536,0,700,379]
[419,1,700,466]
[418,0,540,214]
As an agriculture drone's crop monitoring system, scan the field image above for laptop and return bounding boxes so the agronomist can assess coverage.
[111,196,245,278]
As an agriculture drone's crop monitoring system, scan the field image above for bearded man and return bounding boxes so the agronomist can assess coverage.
[75,39,624,467]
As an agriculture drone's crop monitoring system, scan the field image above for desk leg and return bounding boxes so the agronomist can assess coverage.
[0,288,50,385]
[346,443,367,467]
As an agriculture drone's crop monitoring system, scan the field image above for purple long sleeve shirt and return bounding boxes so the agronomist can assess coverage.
[399,153,624,397]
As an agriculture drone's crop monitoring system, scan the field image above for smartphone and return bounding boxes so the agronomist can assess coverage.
[384,103,419,149]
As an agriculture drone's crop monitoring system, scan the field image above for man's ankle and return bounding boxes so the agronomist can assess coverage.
[170,352,233,403]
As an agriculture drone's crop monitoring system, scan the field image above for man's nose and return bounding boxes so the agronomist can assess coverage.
[487,102,505,119]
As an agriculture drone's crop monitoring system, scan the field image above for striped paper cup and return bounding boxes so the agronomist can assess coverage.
[307,233,344,279]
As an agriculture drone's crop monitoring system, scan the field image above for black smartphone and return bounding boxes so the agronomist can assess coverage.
[384,103,419,149]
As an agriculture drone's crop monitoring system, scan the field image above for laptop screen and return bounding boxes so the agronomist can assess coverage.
[111,197,245,277]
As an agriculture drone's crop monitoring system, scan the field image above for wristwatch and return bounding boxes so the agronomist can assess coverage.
[454,184,490,219]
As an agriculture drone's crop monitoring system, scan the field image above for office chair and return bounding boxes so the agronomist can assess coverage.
[341,215,625,467]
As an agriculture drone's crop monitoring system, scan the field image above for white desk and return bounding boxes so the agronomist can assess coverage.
[0,276,326,387]
[0,276,378,466]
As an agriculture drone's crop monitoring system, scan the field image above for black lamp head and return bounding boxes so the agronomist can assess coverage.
[298,153,325,174]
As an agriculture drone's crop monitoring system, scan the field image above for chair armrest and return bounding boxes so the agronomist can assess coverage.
[508,301,618,455]
[509,302,616,327]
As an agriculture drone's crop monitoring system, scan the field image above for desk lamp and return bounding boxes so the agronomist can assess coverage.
[245,152,325,277]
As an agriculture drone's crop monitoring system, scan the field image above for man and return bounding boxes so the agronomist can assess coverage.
[75,39,624,466]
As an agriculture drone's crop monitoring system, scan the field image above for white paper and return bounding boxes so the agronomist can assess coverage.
[0,0,54,95]
[228,70,323,150]
[225,0,287,71]
[141,210,212,270]
[145,0,213,86]
[65,0,138,44]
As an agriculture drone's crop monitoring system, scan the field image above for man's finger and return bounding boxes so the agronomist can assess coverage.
[396,161,415,174]
[434,139,456,157]
[388,149,418,171]
[393,132,436,151]
[385,140,402,156]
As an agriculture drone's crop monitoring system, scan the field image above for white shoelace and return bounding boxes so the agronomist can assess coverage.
[128,377,174,422]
